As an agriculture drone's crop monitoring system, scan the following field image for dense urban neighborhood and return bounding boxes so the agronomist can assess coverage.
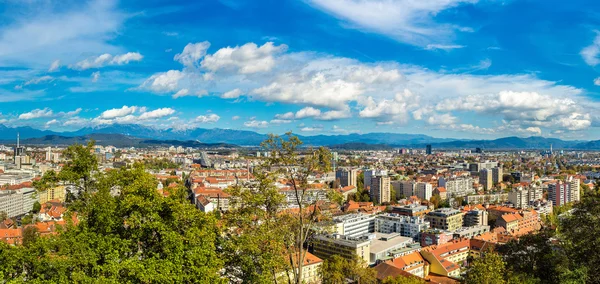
[0,132,598,283]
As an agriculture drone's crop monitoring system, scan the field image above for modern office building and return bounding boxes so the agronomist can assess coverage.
[426,145,432,155]
[332,213,376,237]
[312,234,371,264]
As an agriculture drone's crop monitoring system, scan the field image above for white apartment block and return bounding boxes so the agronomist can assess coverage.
[375,213,430,238]
[439,177,475,198]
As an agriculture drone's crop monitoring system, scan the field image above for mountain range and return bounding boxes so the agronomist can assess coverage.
[0,123,597,150]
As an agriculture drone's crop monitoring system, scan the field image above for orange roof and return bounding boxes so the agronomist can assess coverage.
[436,187,446,192]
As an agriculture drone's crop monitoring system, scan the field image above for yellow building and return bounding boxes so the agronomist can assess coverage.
[38,186,67,204]
[278,251,323,284]
[420,239,471,278]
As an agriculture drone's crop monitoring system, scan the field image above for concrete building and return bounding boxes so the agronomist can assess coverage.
[369,233,414,265]
[463,209,488,227]
[370,175,391,204]
[335,168,358,188]
[465,193,508,204]
[439,177,474,197]
[453,225,490,239]
[391,204,430,217]
[426,145,432,155]
[0,187,36,218]
[492,167,503,185]
[479,168,493,191]
[332,213,376,237]
[420,229,453,247]
[548,178,580,206]
[312,234,371,264]
[415,182,433,201]
[375,213,430,238]
[425,208,464,231]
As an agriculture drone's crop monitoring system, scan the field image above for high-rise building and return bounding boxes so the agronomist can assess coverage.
[335,168,358,188]
[479,168,493,191]
[364,169,387,191]
[426,145,432,155]
[548,178,580,206]
[492,167,503,185]
[370,175,391,204]
[415,182,433,201]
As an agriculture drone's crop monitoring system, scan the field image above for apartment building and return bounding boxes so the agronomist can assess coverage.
[439,177,474,198]
[375,213,430,238]
[335,168,358,188]
[425,208,464,231]
[463,209,488,227]
[370,175,391,204]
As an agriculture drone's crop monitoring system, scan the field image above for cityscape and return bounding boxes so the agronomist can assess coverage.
[1,0,600,283]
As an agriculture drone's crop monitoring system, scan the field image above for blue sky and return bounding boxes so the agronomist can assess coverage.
[1,0,600,140]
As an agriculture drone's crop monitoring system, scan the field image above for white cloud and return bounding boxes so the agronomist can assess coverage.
[275,112,295,120]
[18,75,54,89]
[172,89,189,98]
[0,0,126,67]
[300,126,323,132]
[425,113,458,125]
[71,52,143,70]
[100,105,138,119]
[91,71,100,83]
[139,70,185,93]
[295,107,321,119]
[594,77,600,86]
[270,119,293,124]
[48,60,61,72]
[581,32,600,66]
[138,108,175,120]
[232,115,240,121]
[221,88,243,99]
[174,42,211,68]
[244,120,269,128]
[201,42,287,74]
[46,119,59,126]
[307,0,476,47]
[252,72,364,110]
[318,109,352,120]
[424,44,465,51]
[19,108,54,120]
[195,113,220,123]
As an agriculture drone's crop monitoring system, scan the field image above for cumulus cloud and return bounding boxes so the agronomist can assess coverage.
[594,77,600,86]
[19,108,54,120]
[201,42,287,74]
[100,105,138,119]
[174,42,211,68]
[138,108,175,120]
[244,120,269,128]
[195,113,220,123]
[48,60,61,72]
[71,52,143,70]
[220,88,243,99]
[295,107,321,119]
[307,0,476,47]
[139,70,185,93]
[275,112,295,120]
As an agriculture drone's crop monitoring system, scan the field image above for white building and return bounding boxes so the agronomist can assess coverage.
[332,213,376,237]
[439,177,475,197]
[375,213,430,238]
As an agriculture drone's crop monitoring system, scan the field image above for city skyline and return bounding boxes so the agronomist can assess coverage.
[1,0,600,140]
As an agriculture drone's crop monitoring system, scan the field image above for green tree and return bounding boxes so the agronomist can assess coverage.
[464,252,506,284]
[0,211,6,221]
[321,255,376,284]
[32,201,41,213]
[21,226,38,247]
[257,133,334,284]
[1,164,225,283]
